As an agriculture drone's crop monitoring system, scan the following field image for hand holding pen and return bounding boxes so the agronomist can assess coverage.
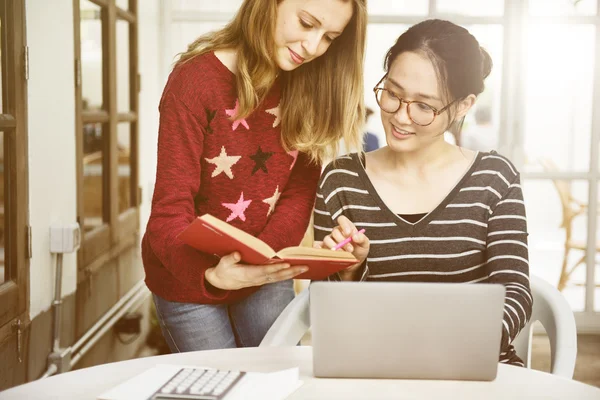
[313,215,370,266]
[333,228,366,251]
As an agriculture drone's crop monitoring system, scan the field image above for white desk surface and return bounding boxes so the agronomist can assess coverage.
[1,346,599,400]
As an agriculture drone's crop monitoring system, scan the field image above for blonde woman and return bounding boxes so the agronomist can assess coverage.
[143,0,367,352]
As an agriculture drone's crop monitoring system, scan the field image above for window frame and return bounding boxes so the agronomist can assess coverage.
[0,0,29,329]
[73,0,140,275]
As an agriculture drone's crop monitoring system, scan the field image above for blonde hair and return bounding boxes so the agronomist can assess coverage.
[176,0,367,164]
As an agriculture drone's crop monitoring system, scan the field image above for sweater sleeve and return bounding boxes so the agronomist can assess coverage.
[486,173,533,366]
[145,91,234,302]
[256,152,321,252]
[313,160,369,282]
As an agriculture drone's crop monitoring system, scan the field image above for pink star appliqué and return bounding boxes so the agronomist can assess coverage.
[225,100,250,131]
[287,150,299,170]
[222,192,252,222]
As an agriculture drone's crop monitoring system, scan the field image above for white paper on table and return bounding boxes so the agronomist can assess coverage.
[97,364,303,400]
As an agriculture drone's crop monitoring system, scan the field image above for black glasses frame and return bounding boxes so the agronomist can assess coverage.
[372,74,459,127]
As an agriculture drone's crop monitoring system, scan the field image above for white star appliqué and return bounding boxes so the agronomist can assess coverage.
[265,104,281,128]
[262,186,281,217]
[205,146,241,179]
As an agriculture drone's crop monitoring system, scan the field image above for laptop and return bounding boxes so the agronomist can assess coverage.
[310,281,506,381]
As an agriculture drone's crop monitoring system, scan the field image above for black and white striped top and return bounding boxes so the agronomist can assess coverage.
[313,151,532,366]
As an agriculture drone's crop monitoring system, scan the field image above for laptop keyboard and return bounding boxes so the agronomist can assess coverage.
[150,367,246,400]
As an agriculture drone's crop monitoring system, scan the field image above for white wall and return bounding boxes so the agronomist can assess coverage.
[26,0,78,318]
[138,0,163,234]
[24,0,164,320]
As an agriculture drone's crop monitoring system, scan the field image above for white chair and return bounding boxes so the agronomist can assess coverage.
[260,276,578,378]
[260,286,310,347]
[512,276,577,378]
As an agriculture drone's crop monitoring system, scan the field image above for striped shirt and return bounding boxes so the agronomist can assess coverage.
[314,151,532,366]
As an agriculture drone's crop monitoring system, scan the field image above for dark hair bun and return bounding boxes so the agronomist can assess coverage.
[480,47,493,80]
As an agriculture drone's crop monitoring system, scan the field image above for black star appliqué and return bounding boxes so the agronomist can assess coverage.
[205,109,217,134]
[250,146,273,175]
[194,192,209,212]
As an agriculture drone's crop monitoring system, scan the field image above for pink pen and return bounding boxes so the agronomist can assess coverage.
[332,229,366,251]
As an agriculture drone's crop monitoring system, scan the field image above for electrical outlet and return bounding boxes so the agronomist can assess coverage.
[49,223,81,253]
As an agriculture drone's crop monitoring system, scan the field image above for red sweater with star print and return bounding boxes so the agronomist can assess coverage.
[142,52,321,304]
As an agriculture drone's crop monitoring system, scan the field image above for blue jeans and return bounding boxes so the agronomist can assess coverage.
[152,279,294,352]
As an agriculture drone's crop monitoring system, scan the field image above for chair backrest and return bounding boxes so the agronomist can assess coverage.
[512,276,578,378]
[260,287,310,347]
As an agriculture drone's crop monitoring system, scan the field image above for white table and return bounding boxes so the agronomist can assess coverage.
[1,346,599,400]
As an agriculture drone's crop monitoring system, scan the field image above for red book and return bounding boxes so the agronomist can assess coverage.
[178,214,358,280]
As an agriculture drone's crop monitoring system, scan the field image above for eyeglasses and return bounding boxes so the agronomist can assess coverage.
[372,74,458,127]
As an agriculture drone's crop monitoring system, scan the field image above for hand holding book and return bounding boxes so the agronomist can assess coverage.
[178,214,358,284]
[204,252,308,290]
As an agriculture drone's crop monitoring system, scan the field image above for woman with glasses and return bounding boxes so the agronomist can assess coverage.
[313,19,532,366]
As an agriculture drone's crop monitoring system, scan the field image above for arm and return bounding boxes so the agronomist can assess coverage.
[256,152,321,251]
[486,173,533,365]
[145,91,232,301]
[313,173,369,282]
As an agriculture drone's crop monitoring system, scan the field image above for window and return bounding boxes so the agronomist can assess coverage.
[523,24,595,173]
[516,1,600,320]
[436,0,505,17]
[0,0,29,328]
[74,0,139,270]
[529,0,597,16]
[368,0,428,16]
[172,0,243,13]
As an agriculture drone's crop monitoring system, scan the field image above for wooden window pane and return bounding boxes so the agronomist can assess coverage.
[0,6,3,285]
[83,123,105,232]
[0,130,5,285]
[0,15,3,114]
[80,0,104,112]
[117,122,132,214]
[117,18,130,113]
[116,0,128,11]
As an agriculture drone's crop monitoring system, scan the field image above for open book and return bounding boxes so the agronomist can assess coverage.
[178,214,358,280]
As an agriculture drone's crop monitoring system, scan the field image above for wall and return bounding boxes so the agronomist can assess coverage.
[0,0,163,389]
[26,0,78,320]
[24,0,163,322]
[138,0,162,232]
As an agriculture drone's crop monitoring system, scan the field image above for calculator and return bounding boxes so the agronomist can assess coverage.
[149,367,246,400]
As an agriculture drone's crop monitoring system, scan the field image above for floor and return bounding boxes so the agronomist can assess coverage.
[530,334,600,387]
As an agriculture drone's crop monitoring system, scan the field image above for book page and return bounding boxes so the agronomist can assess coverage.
[277,246,357,260]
